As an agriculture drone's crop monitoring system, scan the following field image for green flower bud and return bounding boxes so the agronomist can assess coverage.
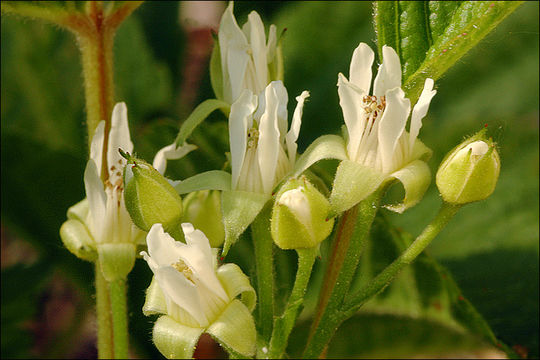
[183,190,225,248]
[121,151,183,239]
[271,177,334,249]
[436,130,500,204]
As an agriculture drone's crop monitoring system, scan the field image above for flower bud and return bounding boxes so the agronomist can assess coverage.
[182,190,225,247]
[436,130,500,204]
[121,151,184,238]
[271,177,334,249]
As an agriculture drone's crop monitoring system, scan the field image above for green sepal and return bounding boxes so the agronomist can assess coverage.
[143,276,168,317]
[268,29,285,82]
[183,190,225,248]
[217,263,257,312]
[384,159,431,213]
[97,243,136,281]
[59,219,97,261]
[174,99,230,147]
[152,315,204,360]
[174,170,231,194]
[66,198,89,223]
[221,190,269,256]
[207,299,256,358]
[271,177,334,249]
[329,160,386,217]
[292,134,348,178]
[123,156,183,234]
[209,38,224,101]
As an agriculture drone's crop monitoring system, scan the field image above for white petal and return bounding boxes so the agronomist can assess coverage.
[257,83,281,194]
[271,80,289,140]
[155,266,207,326]
[378,87,411,174]
[84,160,106,238]
[146,224,183,267]
[337,73,365,162]
[286,90,309,167]
[152,142,197,175]
[218,2,249,103]
[409,78,436,154]
[179,223,228,301]
[230,90,258,190]
[349,42,375,93]
[107,103,133,183]
[90,121,105,177]
[245,11,268,93]
[373,45,402,96]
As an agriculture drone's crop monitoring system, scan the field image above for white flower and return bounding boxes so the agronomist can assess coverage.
[84,102,143,244]
[141,223,257,358]
[218,2,279,103]
[230,80,309,194]
[338,42,436,175]
[330,43,436,214]
[141,223,229,327]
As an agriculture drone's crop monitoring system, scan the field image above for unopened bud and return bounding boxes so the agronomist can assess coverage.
[121,150,183,238]
[271,177,334,249]
[436,130,500,204]
[183,190,224,247]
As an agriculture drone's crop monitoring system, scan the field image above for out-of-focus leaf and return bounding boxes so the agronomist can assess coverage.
[374,1,523,102]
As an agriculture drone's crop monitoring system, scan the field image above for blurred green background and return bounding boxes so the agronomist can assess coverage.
[1,1,538,358]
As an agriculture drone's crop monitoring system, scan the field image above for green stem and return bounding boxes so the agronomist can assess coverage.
[250,205,275,342]
[341,201,462,317]
[268,248,317,358]
[95,261,113,359]
[109,278,129,358]
[303,202,462,358]
[304,191,381,356]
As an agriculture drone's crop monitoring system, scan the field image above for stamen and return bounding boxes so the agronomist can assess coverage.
[247,128,259,148]
[173,260,195,283]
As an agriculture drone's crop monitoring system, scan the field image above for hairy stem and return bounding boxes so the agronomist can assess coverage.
[109,279,129,358]
[95,261,113,359]
[268,248,317,358]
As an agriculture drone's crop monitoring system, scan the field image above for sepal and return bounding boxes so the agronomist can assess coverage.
[217,263,256,312]
[152,315,204,359]
[143,276,168,317]
[221,190,269,256]
[384,159,431,213]
[97,243,136,281]
[183,190,225,247]
[207,299,256,357]
[59,219,97,261]
[329,160,386,217]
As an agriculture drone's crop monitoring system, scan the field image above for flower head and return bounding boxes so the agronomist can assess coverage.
[230,80,309,195]
[330,43,436,214]
[218,2,280,103]
[141,223,257,358]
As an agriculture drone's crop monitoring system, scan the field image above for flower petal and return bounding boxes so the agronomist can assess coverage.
[377,87,410,174]
[218,2,250,103]
[409,78,436,154]
[229,90,257,190]
[108,102,133,183]
[155,265,207,326]
[257,82,281,194]
[337,73,365,162]
[207,299,256,357]
[286,91,309,167]
[384,159,431,213]
[153,142,197,175]
[90,121,105,177]
[152,315,204,360]
[179,223,229,301]
[373,45,402,96]
[145,224,183,268]
[349,42,375,93]
[84,160,106,237]
[244,11,268,93]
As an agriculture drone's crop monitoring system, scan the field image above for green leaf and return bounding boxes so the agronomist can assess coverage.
[173,170,232,194]
[174,99,230,146]
[209,37,224,101]
[292,134,347,178]
[374,1,523,102]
